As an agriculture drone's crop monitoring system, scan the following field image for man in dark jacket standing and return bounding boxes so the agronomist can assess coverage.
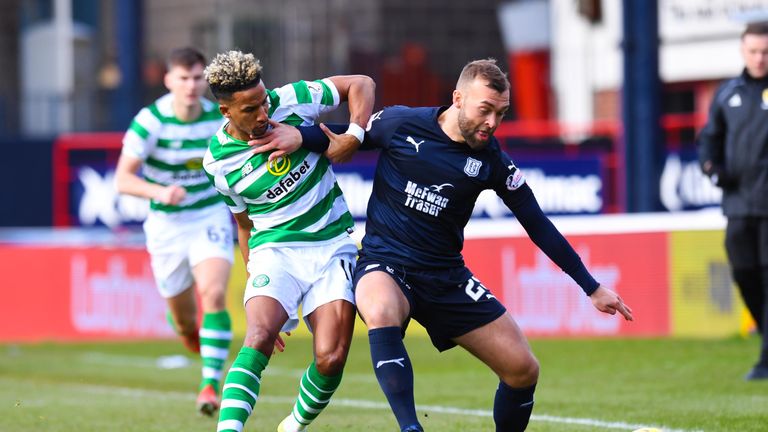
[698,21,768,381]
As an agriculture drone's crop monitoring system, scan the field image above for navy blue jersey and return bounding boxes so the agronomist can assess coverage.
[297,105,600,294]
[361,105,529,268]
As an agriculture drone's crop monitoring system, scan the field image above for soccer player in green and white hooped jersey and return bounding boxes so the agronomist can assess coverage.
[202,50,375,432]
[115,47,234,417]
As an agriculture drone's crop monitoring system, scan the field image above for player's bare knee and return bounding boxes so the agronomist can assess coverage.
[357,304,404,329]
[361,316,390,329]
[243,326,277,354]
[314,347,348,376]
[500,354,539,387]
[523,356,540,383]
[197,285,227,311]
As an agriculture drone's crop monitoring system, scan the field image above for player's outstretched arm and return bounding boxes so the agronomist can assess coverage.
[248,76,373,163]
[326,75,375,163]
[248,119,361,163]
[589,285,634,321]
[327,74,376,130]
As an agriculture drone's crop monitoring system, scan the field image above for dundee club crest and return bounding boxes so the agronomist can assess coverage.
[464,157,482,177]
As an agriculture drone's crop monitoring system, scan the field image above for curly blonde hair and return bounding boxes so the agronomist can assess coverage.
[204,50,263,100]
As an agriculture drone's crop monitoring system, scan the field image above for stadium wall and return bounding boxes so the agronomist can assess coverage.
[463,210,746,338]
[0,211,748,342]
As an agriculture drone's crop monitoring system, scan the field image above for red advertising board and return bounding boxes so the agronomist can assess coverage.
[0,246,173,342]
[2,216,724,341]
[463,232,669,336]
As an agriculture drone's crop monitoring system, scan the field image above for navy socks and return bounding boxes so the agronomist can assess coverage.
[370,327,535,431]
[494,381,536,431]
[368,327,421,431]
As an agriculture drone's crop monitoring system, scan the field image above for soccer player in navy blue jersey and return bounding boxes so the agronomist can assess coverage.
[251,58,634,432]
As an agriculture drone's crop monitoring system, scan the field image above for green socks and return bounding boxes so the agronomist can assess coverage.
[286,362,343,430]
[199,311,233,392]
[217,346,269,432]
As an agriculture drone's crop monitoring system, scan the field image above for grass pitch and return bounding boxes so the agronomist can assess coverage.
[1,335,766,431]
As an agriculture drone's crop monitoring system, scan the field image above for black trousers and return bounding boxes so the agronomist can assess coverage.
[725,217,768,365]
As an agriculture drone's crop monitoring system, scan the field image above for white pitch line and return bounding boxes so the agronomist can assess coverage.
[77,352,377,383]
[49,381,702,432]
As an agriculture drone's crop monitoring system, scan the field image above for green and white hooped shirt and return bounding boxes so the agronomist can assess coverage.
[203,79,354,251]
[122,93,225,216]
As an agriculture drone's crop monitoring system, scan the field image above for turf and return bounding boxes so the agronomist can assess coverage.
[1,335,766,431]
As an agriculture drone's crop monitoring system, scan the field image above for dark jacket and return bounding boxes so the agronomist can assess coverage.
[698,69,768,217]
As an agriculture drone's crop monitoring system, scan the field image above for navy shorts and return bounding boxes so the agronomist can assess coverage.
[353,255,506,351]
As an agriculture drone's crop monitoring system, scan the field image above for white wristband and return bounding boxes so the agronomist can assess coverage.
[344,123,365,143]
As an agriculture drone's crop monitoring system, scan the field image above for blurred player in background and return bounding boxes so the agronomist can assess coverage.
[115,47,234,415]
[698,21,768,381]
[202,50,374,432]
[254,58,634,432]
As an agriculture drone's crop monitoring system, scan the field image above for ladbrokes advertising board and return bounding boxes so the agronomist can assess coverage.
[0,212,746,341]
[464,233,669,336]
[0,246,173,342]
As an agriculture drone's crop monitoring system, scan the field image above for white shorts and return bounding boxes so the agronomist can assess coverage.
[244,236,358,333]
[143,205,234,298]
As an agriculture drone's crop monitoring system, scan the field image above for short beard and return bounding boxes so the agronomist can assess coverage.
[458,108,489,150]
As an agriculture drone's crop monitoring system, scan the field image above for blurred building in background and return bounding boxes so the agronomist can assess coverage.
[552,0,755,129]
[2,0,766,134]
[0,0,509,137]
[2,0,768,227]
